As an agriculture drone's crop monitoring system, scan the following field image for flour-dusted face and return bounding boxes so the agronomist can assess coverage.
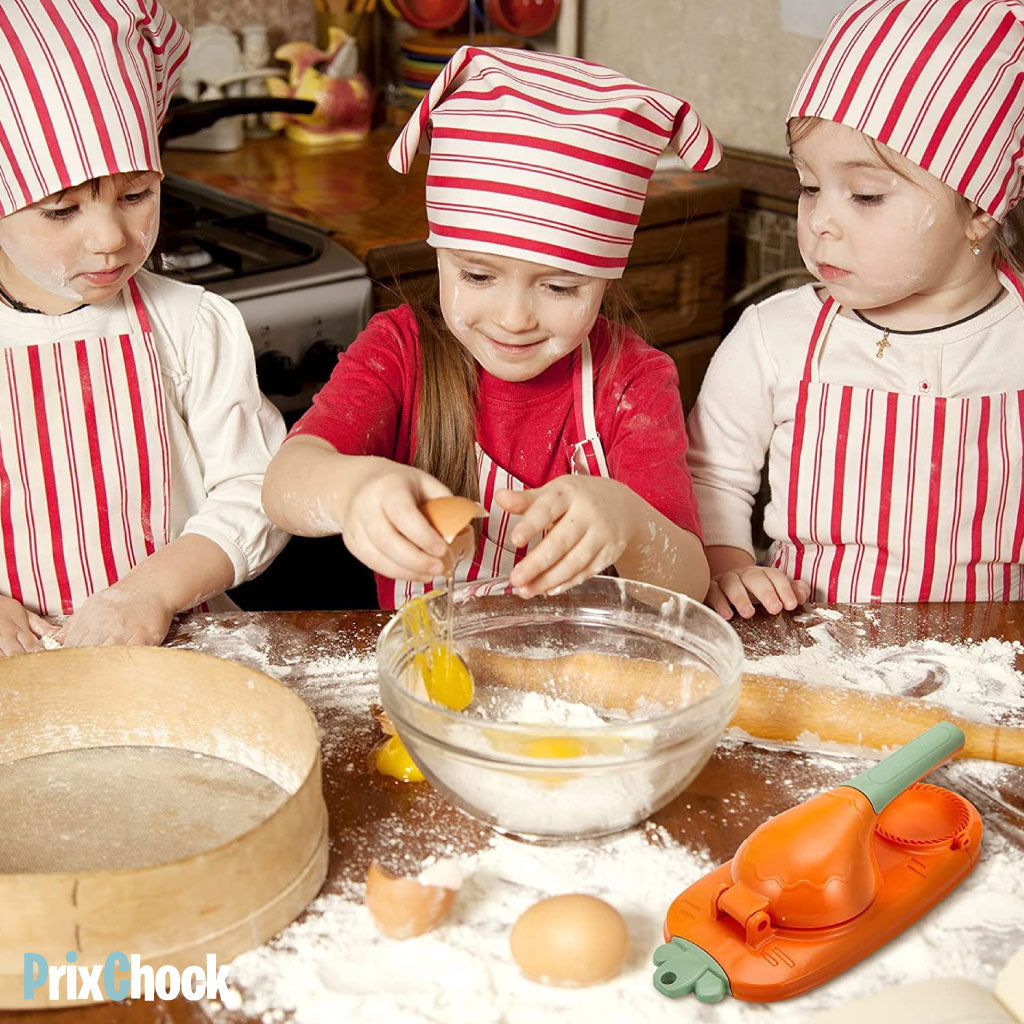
[0,171,161,314]
[792,120,998,329]
[436,249,608,383]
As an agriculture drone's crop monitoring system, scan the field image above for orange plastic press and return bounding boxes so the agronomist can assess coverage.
[653,721,982,1003]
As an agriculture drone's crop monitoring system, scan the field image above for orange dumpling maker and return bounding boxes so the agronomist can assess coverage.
[653,721,982,1003]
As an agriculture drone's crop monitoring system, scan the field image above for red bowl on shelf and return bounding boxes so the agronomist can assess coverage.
[393,0,467,30]
[484,0,560,36]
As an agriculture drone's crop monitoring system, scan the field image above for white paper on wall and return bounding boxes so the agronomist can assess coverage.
[780,0,850,39]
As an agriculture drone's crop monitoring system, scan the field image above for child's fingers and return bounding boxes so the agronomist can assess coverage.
[705,581,735,621]
[741,570,787,614]
[360,518,445,581]
[28,611,57,639]
[536,543,619,597]
[384,500,451,562]
[770,577,803,611]
[507,487,570,548]
[494,488,533,515]
[715,572,758,618]
[514,544,594,597]
[508,516,587,593]
[0,628,40,656]
[523,536,625,597]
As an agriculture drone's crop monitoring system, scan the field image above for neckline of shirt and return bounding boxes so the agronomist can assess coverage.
[477,347,577,403]
[804,284,1014,346]
[0,291,122,332]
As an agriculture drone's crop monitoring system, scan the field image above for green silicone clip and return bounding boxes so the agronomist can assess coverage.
[652,937,730,1003]
[843,721,965,813]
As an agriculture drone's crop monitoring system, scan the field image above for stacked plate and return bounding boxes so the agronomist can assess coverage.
[398,31,519,98]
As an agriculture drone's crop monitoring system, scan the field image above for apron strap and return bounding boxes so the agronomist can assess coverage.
[572,336,599,442]
[569,335,610,477]
[802,294,839,383]
[125,277,153,335]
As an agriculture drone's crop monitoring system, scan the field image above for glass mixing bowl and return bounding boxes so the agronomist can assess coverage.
[375,576,743,842]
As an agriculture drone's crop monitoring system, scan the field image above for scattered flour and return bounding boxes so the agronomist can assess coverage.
[176,612,1024,1024]
[744,615,1024,725]
[208,818,1024,1024]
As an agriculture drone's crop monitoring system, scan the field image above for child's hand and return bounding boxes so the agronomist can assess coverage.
[342,463,457,582]
[707,566,811,620]
[0,596,58,656]
[59,585,176,648]
[496,477,636,597]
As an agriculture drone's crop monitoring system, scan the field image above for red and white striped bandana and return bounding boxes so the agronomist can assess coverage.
[0,0,190,217]
[789,0,1024,222]
[388,46,720,278]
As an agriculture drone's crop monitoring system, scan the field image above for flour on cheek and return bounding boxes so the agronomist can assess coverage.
[0,227,84,301]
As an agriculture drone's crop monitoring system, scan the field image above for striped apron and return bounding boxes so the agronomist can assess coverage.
[0,279,171,617]
[770,267,1024,603]
[388,336,610,608]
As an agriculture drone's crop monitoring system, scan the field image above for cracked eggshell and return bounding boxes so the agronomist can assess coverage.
[365,858,461,939]
[420,496,485,543]
[420,496,484,570]
[509,894,629,987]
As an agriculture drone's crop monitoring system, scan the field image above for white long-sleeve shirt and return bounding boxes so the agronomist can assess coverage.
[0,269,287,605]
[687,283,1024,556]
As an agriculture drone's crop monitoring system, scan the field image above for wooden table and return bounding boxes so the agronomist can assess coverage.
[6,602,1023,1022]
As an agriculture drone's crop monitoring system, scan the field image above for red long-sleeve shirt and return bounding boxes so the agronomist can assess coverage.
[291,305,702,592]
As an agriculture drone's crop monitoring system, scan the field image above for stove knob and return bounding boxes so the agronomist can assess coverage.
[256,350,302,396]
[302,339,345,382]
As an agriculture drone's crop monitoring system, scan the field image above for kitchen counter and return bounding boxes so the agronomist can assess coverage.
[5,601,1023,1022]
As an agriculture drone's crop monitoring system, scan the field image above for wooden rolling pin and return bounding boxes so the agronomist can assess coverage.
[462,648,1024,767]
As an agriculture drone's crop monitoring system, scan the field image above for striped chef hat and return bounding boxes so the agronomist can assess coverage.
[388,46,720,278]
[0,0,190,217]
[789,0,1024,222]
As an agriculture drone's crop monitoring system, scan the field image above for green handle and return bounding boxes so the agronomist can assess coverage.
[842,721,965,813]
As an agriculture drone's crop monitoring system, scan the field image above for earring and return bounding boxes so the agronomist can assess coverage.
[968,236,983,256]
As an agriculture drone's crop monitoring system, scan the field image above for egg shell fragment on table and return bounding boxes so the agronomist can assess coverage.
[509,893,630,987]
[365,858,461,939]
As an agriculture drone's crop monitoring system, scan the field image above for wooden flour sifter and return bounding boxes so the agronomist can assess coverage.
[653,721,982,1003]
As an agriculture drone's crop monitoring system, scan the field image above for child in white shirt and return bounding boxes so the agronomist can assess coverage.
[0,1,286,654]
[688,0,1024,617]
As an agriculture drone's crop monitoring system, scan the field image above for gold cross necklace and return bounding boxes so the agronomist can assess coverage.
[853,290,1005,359]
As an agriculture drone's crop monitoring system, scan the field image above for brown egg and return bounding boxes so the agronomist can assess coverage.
[509,894,629,987]
[420,496,484,569]
[365,858,461,940]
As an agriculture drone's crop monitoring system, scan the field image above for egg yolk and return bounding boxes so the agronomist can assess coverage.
[374,735,425,783]
[420,645,474,711]
[523,736,585,759]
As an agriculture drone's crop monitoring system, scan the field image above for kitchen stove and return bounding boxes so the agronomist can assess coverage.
[156,175,378,611]
[157,175,373,416]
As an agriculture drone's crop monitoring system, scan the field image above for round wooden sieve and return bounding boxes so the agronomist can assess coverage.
[0,646,328,1009]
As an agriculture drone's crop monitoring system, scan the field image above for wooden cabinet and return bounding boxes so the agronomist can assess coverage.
[162,131,738,409]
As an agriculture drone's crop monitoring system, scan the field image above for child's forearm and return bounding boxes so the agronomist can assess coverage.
[111,534,234,614]
[262,436,382,537]
[706,544,757,578]
[614,495,711,602]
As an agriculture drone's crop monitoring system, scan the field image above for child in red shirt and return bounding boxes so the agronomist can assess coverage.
[263,47,718,609]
